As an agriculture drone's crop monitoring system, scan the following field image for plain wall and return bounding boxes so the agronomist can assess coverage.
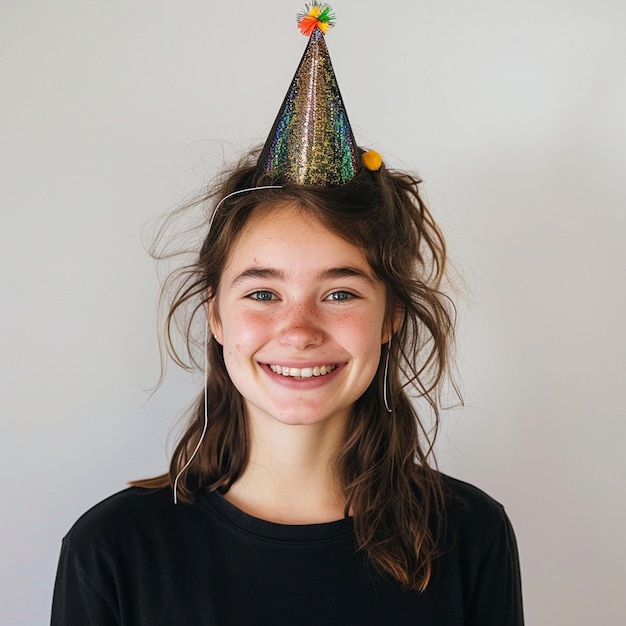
[2,1,625,623]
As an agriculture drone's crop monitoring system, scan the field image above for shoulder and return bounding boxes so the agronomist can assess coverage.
[442,474,510,544]
[53,487,217,623]
[441,474,506,519]
[438,473,516,554]
[62,486,181,550]
[435,475,524,623]
[66,486,175,527]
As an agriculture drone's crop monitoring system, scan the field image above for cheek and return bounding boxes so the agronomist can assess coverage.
[223,310,274,352]
[339,312,384,354]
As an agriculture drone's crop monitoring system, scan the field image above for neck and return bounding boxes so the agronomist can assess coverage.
[224,414,349,524]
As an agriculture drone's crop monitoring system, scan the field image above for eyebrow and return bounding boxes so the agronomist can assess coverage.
[230,266,376,288]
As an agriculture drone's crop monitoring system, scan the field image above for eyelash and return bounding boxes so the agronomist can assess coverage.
[248,290,276,301]
[326,290,355,302]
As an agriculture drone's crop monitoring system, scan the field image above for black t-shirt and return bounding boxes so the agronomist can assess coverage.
[51,475,523,625]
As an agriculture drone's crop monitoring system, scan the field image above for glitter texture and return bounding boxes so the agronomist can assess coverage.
[258,28,358,186]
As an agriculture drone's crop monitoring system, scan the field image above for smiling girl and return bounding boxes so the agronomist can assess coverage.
[52,4,523,624]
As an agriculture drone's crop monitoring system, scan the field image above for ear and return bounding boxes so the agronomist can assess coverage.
[382,305,403,344]
[207,297,223,345]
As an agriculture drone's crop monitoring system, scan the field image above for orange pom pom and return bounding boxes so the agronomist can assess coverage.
[362,150,383,171]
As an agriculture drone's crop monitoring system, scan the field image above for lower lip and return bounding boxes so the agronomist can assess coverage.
[261,363,345,389]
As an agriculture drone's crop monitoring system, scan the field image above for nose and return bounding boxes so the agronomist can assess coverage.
[278,305,324,350]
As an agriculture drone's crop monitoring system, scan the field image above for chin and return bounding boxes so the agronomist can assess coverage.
[260,403,352,428]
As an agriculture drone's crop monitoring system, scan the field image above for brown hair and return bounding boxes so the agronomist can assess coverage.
[133,148,458,591]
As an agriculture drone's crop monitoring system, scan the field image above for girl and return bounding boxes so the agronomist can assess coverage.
[52,4,523,624]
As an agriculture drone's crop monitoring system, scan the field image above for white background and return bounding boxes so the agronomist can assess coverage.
[2,1,625,623]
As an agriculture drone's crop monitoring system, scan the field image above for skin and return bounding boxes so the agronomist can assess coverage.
[209,204,392,523]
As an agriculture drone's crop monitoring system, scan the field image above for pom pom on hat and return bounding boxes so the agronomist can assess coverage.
[362,150,383,171]
[298,2,336,36]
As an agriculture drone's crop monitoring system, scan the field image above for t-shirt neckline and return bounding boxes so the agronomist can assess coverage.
[201,489,354,543]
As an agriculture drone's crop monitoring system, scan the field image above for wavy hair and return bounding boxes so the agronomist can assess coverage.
[133,148,458,591]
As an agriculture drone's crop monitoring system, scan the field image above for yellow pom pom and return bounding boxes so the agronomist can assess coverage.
[362,150,383,171]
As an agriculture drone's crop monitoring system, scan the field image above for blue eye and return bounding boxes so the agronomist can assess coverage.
[248,290,275,301]
[327,291,354,301]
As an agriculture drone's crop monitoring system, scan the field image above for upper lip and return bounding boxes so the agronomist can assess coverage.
[263,361,340,368]
[265,361,340,369]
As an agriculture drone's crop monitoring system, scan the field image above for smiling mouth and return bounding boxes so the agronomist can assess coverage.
[268,364,337,379]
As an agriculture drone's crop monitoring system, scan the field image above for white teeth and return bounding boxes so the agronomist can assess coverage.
[269,364,336,378]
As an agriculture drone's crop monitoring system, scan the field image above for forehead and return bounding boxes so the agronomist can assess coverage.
[225,202,369,268]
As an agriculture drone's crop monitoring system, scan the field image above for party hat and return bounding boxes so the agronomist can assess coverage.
[257,3,359,186]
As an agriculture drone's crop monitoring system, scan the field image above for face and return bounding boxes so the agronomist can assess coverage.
[210,204,390,431]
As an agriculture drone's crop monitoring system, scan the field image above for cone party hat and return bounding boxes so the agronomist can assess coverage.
[257,3,358,186]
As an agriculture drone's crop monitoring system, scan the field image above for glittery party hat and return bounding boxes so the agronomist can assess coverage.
[257,3,358,186]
